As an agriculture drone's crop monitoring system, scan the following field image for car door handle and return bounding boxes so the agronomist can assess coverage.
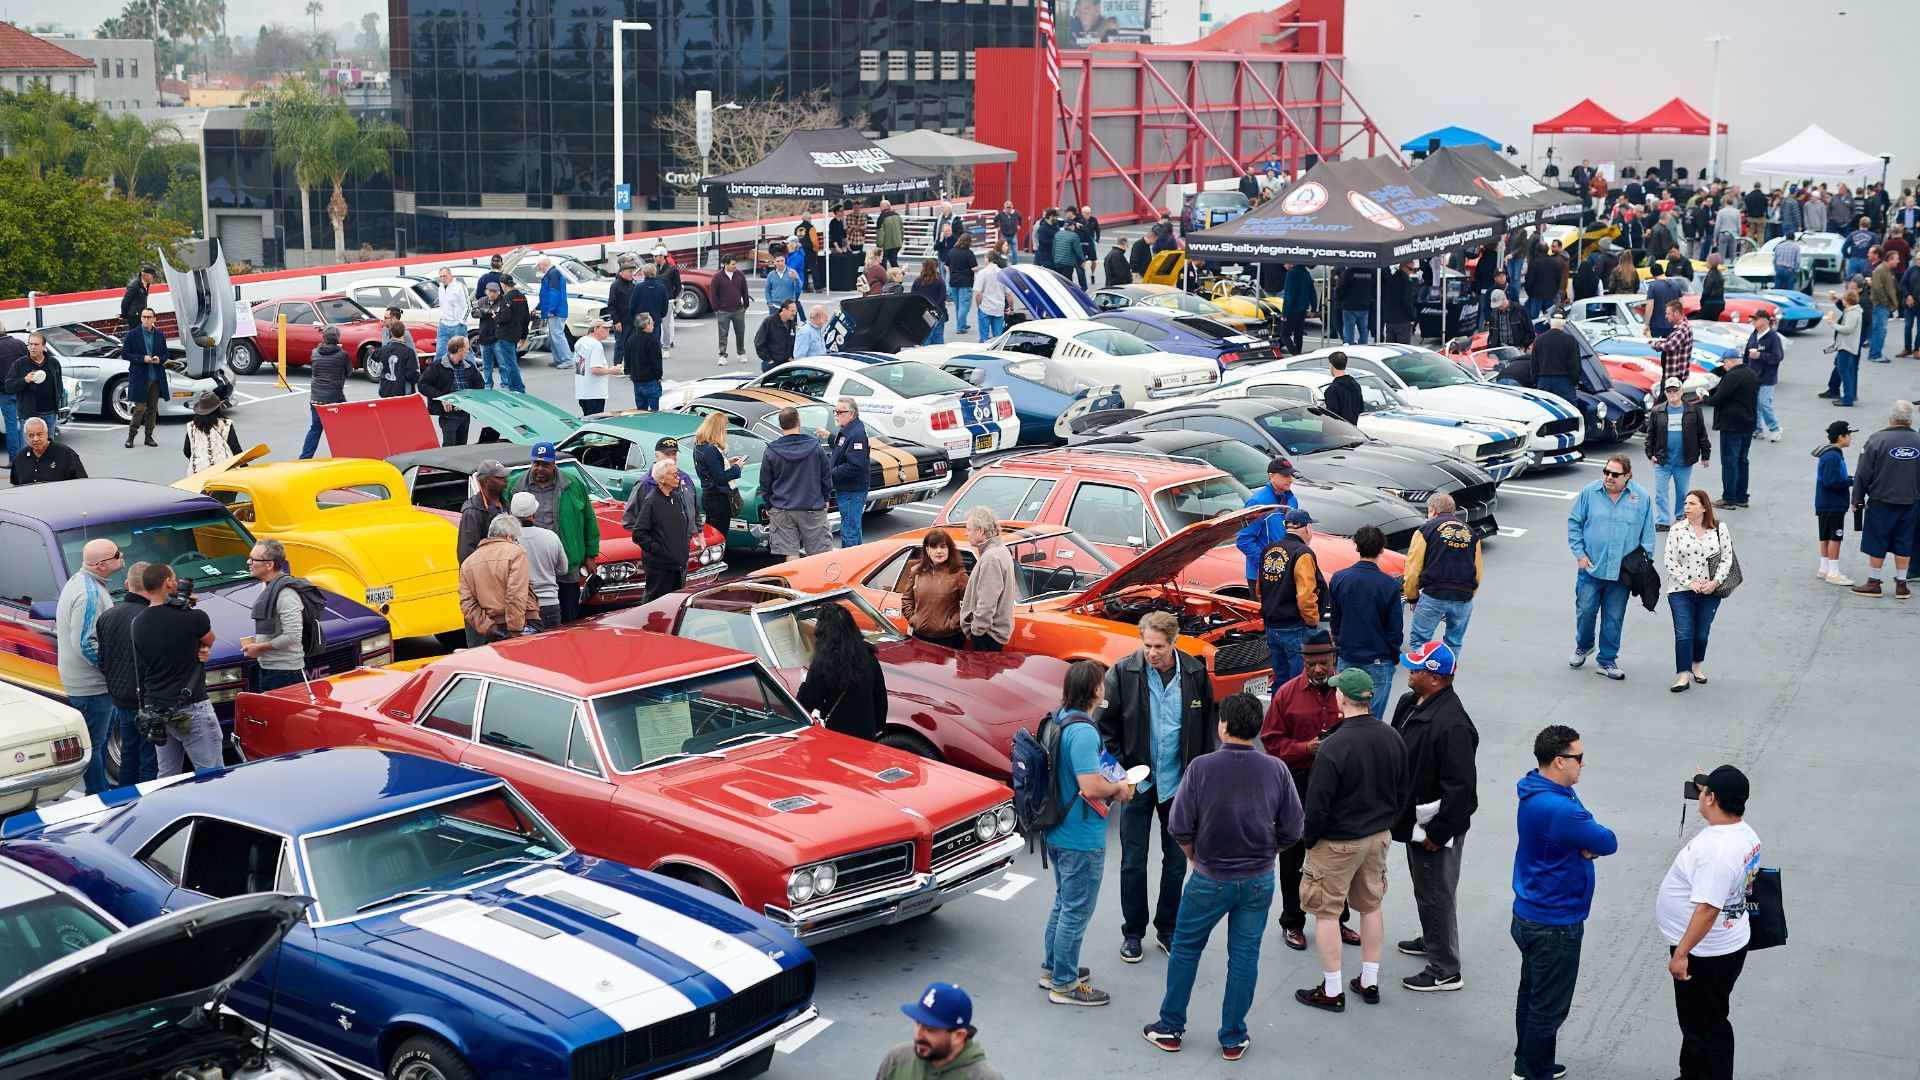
[241,716,268,726]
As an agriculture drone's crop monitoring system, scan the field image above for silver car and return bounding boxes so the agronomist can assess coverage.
[13,324,230,425]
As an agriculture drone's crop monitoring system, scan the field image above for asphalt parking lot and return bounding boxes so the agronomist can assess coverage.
[56,291,1919,1079]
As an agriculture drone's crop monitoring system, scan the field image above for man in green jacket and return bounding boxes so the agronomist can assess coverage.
[508,442,600,623]
[877,200,905,268]
[875,982,1004,1080]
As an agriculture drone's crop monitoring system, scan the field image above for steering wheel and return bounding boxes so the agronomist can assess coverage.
[1038,565,1076,595]
[171,552,209,567]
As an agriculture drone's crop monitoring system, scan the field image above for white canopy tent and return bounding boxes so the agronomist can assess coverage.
[1741,124,1882,179]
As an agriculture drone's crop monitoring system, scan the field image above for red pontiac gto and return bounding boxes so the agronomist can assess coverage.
[612,583,1073,780]
[235,627,1023,943]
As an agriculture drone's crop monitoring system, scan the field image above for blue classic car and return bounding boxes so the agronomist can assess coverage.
[0,749,820,1080]
[935,351,1124,445]
[0,480,391,781]
[1091,305,1283,371]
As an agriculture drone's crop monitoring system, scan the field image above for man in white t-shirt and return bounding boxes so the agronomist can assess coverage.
[573,319,615,415]
[1655,764,1760,1080]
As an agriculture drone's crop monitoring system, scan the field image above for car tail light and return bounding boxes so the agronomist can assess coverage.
[996,398,1013,420]
[1220,352,1241,365]
[930,409,958,431]
[52,736,83,765]
[1151,376,1165,391]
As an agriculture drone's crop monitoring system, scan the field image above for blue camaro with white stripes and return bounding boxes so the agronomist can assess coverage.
[0,749,818,1080]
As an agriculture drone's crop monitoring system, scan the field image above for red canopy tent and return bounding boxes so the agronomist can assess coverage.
[1530,99,1627,183]
[1623,99,1726,136]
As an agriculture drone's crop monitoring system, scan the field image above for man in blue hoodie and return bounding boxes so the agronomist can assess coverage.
[535,257,574,369]
[1565,453,1655,680]
[1237,458,1300,594]
[758,405,833,559]
[1511,725,1618,1080]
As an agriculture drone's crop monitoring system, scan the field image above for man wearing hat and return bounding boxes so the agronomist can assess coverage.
[1255,507,1324,685]
[1388,641,1477,993]
[1656,765,1760,1080]
[509,491,567,630]
[1528,311,1582,407]
[1293,667,1408,1013]
[509,441,599,623]
[626,458,700,602]
[1237,458,1300,596]
[878,982,1004,1079]
[1815,420,1856,585]
[1260,628,1354,952]
[1645,377,1712,529]
[456,459,511,564]
[607,255,638,371]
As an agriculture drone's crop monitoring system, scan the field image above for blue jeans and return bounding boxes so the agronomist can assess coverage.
[1755,384,1777,434]
[633,379,662,411]
[434,321,461,364]
[36,410,56,438]
[1719,430,1750,504]
[256,667,306,693]
[0,392,19,459]
[1773,267,1796,289]
[1905,306,1920,351]
[1512,915,1585,1080]
[1043,843,1106,990]
[70,692,114,795]
[951,287,973,332]
[1653,460,1692,524]
[484,340,525,393]
[1868,304,1890,360]
[835,491,866,547]
[923,320,947,346]
[1572,569,1629,666]
[1156,871,1274,1048]
[978,313,1005,341]
[1836,349,1860,405]
[1536,376,1578,409]
[299,403,325,459]
[1846,256,1867,280]
[1340,309,1371,344]
[546,315,575,367]
[1525,296,1548,319]
[1409,594,1473,653]
[1338,656,1396,719]
[113,703,157,788]
[1667,590,1721,675]
[1264,624,1305,684]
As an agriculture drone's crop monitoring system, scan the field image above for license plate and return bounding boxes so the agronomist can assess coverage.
[895,891,939,921]
[878,491,916,510]
[974,434,994,452]
[365,586,394,605]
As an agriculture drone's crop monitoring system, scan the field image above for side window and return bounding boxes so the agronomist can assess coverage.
[1247,383,1315,404]
[0,522,61,605]
[409,468,468,513]
[999,330,1055,358]
[945,474,1036,523]
[316,484,393,510]
[1183,415,1262,443]
[1348,357,1393,380]
[176,818,287,899]
[206,488,256,523]
[566,432,632,473]
[566,712,602,776]
[140,820,194,886]
[1063,483,1150,546]
[477,682,580,770]
[421,675,483,739]
[283,304,319,326]
[1120,320,1167,342]
[865,547,917,593]
[943,365,985,387]
[839,376,874,398]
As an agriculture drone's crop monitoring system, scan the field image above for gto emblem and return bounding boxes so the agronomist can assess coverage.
[12,752,21,763]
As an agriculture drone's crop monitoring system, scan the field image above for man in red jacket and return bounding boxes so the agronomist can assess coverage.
[711,255,751,367]
[1259,630,1357,951]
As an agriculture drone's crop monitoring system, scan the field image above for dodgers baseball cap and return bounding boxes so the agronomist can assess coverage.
[1284,507,1316,527]
[1402,640,1457,675]
[529,442,559,462]
[900,981,974,1030]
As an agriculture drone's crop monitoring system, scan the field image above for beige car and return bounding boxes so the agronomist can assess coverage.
[0,681,91,816]
[341,274,447,332]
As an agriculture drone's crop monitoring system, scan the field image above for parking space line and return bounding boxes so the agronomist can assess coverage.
[776,1016,833,1054]
[1501,484,1578,500]
[977,872,1034,901]
[1497,526,1528,538]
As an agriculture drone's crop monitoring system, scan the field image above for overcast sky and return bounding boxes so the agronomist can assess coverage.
[8,0,385,44]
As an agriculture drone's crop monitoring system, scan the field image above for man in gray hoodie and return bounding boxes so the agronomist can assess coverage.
[756,406,832,559]
[56,538,119,793]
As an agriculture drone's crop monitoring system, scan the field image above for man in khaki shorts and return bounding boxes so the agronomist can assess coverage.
[1294,668,1409,1013]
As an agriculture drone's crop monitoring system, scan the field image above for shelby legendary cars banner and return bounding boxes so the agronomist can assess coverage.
[699,127,938,200]
[1411,145,1582,231]
[1183,156,1500,268]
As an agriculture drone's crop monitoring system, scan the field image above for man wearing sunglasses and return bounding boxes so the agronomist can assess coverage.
[55,538,122,793]
[1566,453,1656,680]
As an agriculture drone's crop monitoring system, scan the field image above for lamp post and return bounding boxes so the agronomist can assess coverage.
[696,98,743,269]
[1704,35,1729,184]
[611,18,654,246]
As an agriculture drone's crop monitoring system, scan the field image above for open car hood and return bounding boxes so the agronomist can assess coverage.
[316,395,442,459]
[1072,506,1275,608]
[441,389,582,444]
[1141,250,1186,286]
[173,442,272,491]
[835,294,940,353]
[0,893,309,1057]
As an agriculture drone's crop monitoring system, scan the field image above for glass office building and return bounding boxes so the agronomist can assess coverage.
[389,0,1038,252]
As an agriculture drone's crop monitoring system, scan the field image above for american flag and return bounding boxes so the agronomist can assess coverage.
[1038,0,1061,93]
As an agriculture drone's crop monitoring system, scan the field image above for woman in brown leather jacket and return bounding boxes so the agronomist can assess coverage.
[898,527,969,647]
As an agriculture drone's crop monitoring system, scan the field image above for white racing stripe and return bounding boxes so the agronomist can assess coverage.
[509,870,782,993]
[1501,483,1578,500]
[401,898,696,1030]
[889,503,939,517]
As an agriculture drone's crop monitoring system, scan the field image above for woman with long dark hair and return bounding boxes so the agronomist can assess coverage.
[796,602,886,741]
[899,527,969,647]
[911,257,949,345]
[182,391,242,475]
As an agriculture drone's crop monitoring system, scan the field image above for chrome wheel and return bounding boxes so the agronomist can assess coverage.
[106,376,132,423]
[226,339,261,376]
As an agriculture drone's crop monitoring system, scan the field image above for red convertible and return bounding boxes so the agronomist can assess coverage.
[235,627,1022,943]
[613,583,1072,780]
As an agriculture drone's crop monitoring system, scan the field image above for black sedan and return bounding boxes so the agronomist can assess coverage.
[1082,398,1502,538]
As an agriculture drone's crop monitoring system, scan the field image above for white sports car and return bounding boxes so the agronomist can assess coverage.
[12,327,221,426]
[0,679,89,816]
[1730,233,1844,290]
[1285,345,1586,466]
[664,354,1019,474]
[1170,365,1532,482]
[903,317,1220,407]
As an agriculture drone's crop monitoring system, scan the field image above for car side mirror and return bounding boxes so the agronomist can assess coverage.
[1126,536,1146,552]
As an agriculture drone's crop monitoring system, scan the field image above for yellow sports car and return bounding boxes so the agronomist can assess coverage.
[1628,247,1710,281]
[175,447,461,640]
[1139,251,1288,324]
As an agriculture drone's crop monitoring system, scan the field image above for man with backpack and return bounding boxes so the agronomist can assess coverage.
[242,538,318,692]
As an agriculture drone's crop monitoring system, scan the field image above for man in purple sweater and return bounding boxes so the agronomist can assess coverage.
[1141,693,1303,1062]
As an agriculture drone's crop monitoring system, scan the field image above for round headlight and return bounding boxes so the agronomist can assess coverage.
[812,861,837,896]
[995,805,1017,835]
[786,868,816,905]
[975,813,996,843]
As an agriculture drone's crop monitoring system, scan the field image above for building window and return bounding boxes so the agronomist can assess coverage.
[859,50,881,83]
[116,59,124,79]
[965,51,977,79]
[887,51,908,80]
[68,76,77,95]
[939,51,959,79]
[914,51,933,80]
[131,59,139,77]
[100,59,110,78]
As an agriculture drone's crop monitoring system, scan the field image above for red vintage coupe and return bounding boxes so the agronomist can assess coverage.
[235,627,1022,943]
[229,293,434,378]
[613,583,1071,780]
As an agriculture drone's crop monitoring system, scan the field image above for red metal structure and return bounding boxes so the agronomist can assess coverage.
[974,0,1395,226]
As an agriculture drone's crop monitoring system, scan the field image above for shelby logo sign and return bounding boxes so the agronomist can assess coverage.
[1280,181,1328,215]
[810,149,894,174]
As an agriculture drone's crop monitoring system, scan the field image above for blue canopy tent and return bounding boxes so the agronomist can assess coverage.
[1401,126,1503,153]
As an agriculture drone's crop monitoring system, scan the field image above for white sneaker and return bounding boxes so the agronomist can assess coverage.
[1816,570,1831,581]
[717,356,727,366]
[1767,430,1782,442]
[1827,573,1856,586]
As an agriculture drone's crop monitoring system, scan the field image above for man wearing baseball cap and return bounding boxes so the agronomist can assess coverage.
[1815,420,1856,585]
[878,982,1004,1079]
[508,442,598,622]
[1645,376,1711,530]
[1655,765,1759,1080]
[1388,642,1478,993]
[456,460,511,564]
[1256,507,1323,686]
[1236,457,1300,594]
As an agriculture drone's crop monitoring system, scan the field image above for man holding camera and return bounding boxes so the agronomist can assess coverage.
[130,562,221,776]
[1658,765,1760,1080]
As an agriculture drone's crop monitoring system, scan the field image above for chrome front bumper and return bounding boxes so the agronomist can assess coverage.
[659,1005,821,1080]
[1481,452,1533,483]
[867,478,949,512]
[763,832,1024,944]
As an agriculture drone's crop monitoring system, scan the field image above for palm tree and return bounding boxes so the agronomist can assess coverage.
[305,0,323,37]
[2,107,79,180]
[309,107,404,260]
[244,78,331,254]
[84,113,181,199]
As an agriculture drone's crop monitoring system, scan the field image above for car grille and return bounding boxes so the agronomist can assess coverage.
[569,963,815,1080]
[1476,436,1525,459]
[1539,417,1581,438]
[932,818,989,868]
[831,842,916,893]
[1382,527,1417,553]
[246,642,357,689]
[1452,483,1497,514]
[1211,637,1271,677]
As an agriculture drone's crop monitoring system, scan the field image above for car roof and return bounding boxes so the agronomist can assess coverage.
[1291,343,1423,362]
[423,625,759,698]
[1138,396,1312,421]
[254,293,349,304]
[580,412,704,436]
[129,749,503,837]
[695,387,824,415]
[982,446,1220,482]
[1079,428,1245,455]
[0,479,220,528]
[204,458,408,496]
[1095,285,1174,298]
[386,444,583,473]
[1003,318,1109,335]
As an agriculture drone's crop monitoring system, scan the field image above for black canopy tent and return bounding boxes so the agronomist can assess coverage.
[1184,156,1503,343]
[1410,145,1582,231]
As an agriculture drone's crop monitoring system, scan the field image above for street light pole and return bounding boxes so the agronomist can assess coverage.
[611,19,653,246]
[1704,35,1729,183]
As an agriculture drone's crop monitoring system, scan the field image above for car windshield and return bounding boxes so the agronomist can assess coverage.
[410,281,440,306]
[1383,350,1478,389]
[1147,292,1212,316]
[1074,328,1158,356]
[505,460,616,501]
[1255,408,1369,455]
[865,361,971,397]
[0,894,116,987]
[1153,475,1254,535]
[301,786,569,921]
[41,324,120,357]
[1001,530,1118,601]
[1354,373,1412,412]
[1177,439,1273,489]
[1172,315,1246,341]
[316,297,375,324]
[725,430,770,468]
[753,403,836,439]
[592,663,809,770]
[56,509,257,596]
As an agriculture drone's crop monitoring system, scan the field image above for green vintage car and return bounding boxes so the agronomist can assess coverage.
[441,390,785,551]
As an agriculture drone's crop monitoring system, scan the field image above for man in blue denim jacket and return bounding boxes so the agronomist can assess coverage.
[1565,452,1655,680]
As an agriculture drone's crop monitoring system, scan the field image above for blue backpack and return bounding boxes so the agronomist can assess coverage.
[1010,710,1092,859]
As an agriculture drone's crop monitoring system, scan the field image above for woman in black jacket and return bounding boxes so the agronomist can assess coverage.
[691,411,743,541]
[1698,253,1727,322]
[795,602,886,742]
